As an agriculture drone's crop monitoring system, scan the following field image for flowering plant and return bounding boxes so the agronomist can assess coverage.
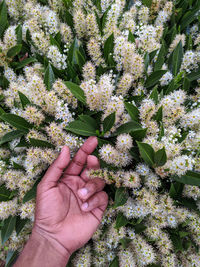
[0,0,200,266]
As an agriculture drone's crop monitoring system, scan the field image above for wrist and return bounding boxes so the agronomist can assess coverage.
[31,226,71,261]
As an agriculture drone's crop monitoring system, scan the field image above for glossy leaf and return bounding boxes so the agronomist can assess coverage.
[66,120,97,136]
[113,187,128,208]
[29,138,55,149]
[172,171,200,186]
[103,33,114,63]
[0,130,24,145]
[154,43,166,71]
[5,250,18,267]
[168,41,183,76]
[44,63,55,91]
[15,217,29,235]
[187,67,200,81]
[124,102,139,122]
[18,91,31,109]
[137,142,155,167]
[153,106,163,123]
[0,185,12,201]
[109,256,119,267]
[145,70,167,88]
[0,0,8,39]
[14,57,37,69]
[7,44,22,58]
[64,81,86,104]
[150,87,159,104]
[103,112,115,133]
[128,30,135,43]
[1,216,16,245]
[112,121,142,136]
[115,212,129,229]
[23,180,40,203]
[0,114,33,132]
[78,115,98,129]
[154,147,167,166]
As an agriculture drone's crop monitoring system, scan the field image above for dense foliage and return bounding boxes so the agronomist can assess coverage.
[0,0,200,266]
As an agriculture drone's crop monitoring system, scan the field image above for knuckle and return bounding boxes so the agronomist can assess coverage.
[87,181,97,193]
[101,191,109,203]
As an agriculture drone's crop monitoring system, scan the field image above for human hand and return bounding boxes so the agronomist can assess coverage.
[32,136,108,258]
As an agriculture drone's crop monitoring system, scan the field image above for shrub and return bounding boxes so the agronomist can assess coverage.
[0,0,200,266]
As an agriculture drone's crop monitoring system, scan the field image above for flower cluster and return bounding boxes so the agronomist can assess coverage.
[0,0,200,266]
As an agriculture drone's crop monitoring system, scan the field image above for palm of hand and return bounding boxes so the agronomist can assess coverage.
[34,137,108,255]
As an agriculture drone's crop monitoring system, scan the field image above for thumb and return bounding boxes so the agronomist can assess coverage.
[40,146,70,189]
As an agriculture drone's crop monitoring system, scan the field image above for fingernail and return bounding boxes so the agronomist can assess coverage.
[78,188,88,197]
[81,202,88,210]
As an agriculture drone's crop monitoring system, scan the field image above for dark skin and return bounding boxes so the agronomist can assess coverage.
[14,136,108,267]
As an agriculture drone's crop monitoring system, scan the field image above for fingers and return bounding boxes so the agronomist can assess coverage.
[39,146,70,189]
[64,136,98,176]
[80,191,108,213]
[77,177,105,201]
[81,155,100,181]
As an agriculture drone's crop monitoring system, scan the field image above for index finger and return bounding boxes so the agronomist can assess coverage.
[64,136,98,176]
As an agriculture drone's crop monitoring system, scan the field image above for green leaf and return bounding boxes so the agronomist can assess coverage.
[172,171,200,186]
[75,50,86,70]
[142,0,152,7]
[7,44,22,58]
[18,91,31,109]
[170,233,183,252]
[113,187,128,208]
[23,180,40,203]
[187,67,200,81]
[169,182,184,199]
[103,112,115,133]
[119,237,132,249]
[144,52,149,71]
[15,217,29,236]
[0,114,33,132]
[50,35,62,52]
[13,57,37,70]
[109,256,119,267]
[154,147,167,166]
[153,106,163,123]
[168,41,183,76]
[154,43,166,71]
[44,63,55,91]
[112,121,142,136]
[115,212,129,229]
[15,25,22,44]
[180,7,199,30]
[124,102,139,122]
[145,70,167,88]
[64,81,86,104]
[78,115,98,129]
[29,138,55,149]
[5,250,18,267]
[103,33,114,63]
[1,216,16,245]
[134,223,147,234]
[66,120,97,136]
[67,38,79,65]
[150,87,159,104]
[137,142,155,167]
[130,128,147,141]
[0,130,24,145]
[0,0,8,39]
[128,30,135,43]
[0,185,12,201]
[183,76,190,91]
